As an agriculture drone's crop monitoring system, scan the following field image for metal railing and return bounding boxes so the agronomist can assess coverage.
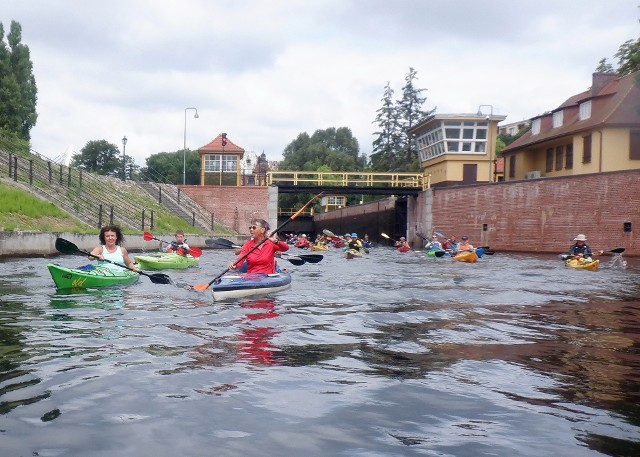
[267,171,427,190]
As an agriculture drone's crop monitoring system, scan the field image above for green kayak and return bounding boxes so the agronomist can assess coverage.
[134,253,200,270]
[48,263,139,289]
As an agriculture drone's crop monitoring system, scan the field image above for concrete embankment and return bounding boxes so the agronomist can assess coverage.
[0,231,246,257]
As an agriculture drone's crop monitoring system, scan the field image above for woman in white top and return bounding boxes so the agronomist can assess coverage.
[89,225,138,271]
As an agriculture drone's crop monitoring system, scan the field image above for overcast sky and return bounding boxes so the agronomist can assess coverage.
[2,0,638,166]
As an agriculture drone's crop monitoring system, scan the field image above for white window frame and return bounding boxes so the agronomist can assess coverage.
[552,110,563,128]
[579,101,592,120]
[531,119,541,135]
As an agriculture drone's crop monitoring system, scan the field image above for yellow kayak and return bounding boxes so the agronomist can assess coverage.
[565,258,599,271]
[310,244,329,251]
[453,251,478,263]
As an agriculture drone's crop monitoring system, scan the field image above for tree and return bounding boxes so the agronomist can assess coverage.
[139,149,200,184]
[370,69,434,172]
[370,82,402,171]
[615,36,640,76]
[397,67,433,170]
[71,140,123,176]
[280,127,360,171]
[0,21,37,142]
[595,57,615,73]
[279,127,362,209]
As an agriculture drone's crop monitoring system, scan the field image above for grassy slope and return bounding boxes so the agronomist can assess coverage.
[0,181,94,232]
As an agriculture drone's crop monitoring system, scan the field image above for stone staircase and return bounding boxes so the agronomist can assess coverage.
[137,181,217,232]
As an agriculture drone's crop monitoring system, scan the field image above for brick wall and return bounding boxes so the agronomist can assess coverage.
[431,170,639,255]
[179,186,269,234]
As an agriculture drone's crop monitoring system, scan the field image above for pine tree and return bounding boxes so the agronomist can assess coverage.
[397,67,433,170]
[370,82,402,171]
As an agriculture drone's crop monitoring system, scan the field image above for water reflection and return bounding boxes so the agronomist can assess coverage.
[0,252,638,456]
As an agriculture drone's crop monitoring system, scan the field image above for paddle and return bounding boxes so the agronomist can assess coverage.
[143,231,202,257]
[193,192,323,290]
[54,238,173,285]
[559,247,624,260]
[207,238,324,265]
[322,229,338,238]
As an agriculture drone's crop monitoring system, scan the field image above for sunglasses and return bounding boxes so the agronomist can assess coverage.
[249,225,263,230]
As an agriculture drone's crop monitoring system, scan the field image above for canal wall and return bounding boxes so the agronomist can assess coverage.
[0,231,246,257]
[424,169,639,256]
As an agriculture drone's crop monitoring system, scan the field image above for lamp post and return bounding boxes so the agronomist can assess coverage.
[477,104,494,182]
[121,136,128,181]
[183,107,199,185]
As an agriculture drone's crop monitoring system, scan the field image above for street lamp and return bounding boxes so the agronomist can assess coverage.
[183,107,199,185]
[477,104,494,182]
[121,136,128,181]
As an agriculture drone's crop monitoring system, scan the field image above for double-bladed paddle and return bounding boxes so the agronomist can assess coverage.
[559,247,625,260]
[205,238,323,265]
[143,231,202,257]
[54,238,173,285]
[193,192,323,290]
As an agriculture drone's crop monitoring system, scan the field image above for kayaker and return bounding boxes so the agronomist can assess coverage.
[442,235,458,251]
[425,235,442,250]
[89,225,138,272]
[362,234,372,248]
[164,229,190,256]
[569,234,603,260]
[456,236,474,252]
[346,233,363,252]
[228,219,289,274]
[394,237,409,249]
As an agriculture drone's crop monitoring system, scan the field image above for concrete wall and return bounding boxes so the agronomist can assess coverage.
[0,231,246,257]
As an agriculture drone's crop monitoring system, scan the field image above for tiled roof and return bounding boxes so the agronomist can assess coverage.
[503,71,640,153]
[198,134,245,154]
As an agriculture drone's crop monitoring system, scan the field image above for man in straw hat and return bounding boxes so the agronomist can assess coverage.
[569,234,603,260]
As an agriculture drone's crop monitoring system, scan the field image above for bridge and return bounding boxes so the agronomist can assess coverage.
[266,171,428,195]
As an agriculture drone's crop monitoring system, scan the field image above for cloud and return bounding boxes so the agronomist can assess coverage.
[2,0,637,166]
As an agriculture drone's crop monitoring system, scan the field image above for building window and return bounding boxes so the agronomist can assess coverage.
[508,155,516,178]
[546,148,554,172]
[552,111,563,128]
[418,120,490,158]
[204,154,238,172]
[531,119,541,135]
[579,101,592,120]
[555,146,564,170]
[631,131,640,160]
[566,143,573,169]
[583,135,592,163]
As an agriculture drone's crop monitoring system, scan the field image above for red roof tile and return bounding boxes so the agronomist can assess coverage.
[198,134,245,154]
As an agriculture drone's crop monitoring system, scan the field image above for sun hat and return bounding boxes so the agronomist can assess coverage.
[344,233,351,237]
[400,237,405,241]
[574,234,587,241]
[351,233,357,238]
[461,235,469,240]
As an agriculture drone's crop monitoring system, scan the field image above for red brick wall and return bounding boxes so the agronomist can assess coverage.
[180,186,269,234]
[431,170,639,255]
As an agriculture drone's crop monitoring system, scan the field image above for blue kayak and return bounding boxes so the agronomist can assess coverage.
[211,271,292,301]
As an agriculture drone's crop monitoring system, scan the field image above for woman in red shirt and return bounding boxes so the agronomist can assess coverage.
[228,219,289,274]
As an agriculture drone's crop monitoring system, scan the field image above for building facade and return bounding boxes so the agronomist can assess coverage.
[501,71,640,180]
[408,112,506,187]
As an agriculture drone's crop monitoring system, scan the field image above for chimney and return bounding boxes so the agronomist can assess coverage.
[591,72,617,96]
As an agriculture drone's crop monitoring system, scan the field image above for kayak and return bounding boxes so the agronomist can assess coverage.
[310,244,329,251]
[211,271,292,301]
[397,245,410,253]
[135,252,199,270]
[345,249,362,259]
[333,241,346,248]
[426,250,446,258]
[48,263,139,289]
[453,251,478,263]
[565,258,600,271]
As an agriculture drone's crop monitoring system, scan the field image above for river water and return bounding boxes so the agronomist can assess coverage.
[0,246,639,457]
